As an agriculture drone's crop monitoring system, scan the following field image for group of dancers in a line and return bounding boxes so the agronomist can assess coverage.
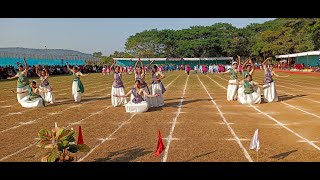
[220,56,289,104]
[8,58,166,113]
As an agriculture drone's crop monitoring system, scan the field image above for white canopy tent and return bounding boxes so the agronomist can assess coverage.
[275,51,320,58]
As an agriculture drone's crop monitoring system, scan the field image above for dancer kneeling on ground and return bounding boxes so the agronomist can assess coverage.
[11,80,48,108]
[231,74,261,104]
[262,57,289,103]
[114,80,160,113]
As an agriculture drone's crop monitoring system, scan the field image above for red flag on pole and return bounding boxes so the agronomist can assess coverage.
[77,126,84,145]
[155,129,165,157]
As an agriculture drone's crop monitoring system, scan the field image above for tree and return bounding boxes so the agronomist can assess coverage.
[93,52,102,57]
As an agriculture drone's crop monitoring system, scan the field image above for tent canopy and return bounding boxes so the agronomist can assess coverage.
[275,51,320,58]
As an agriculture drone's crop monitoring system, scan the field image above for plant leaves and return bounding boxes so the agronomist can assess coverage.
[68,144,78,153]
[38,129,52,140]
[47,148,59,162]
[44,144,54,149]
[55,128,65,140]
[76,144,91,152]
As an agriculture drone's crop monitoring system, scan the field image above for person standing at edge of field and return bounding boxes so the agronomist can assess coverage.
[7,58,30,103]
[147,60,166,107]
[262,57,289,103]
[35,64,55,104]
[66,60,89,103]
[219,55,241,101]
[110,59,127,107]
[185,64,191,75]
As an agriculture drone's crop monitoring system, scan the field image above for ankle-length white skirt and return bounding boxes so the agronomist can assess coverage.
[227,80,238,101]
[40,85,55,103]
[238,86,261,104]
[72,81,81,102]
[17,85,29,103]
[149,83,164,107]
[111,86,127,107]
[263,82,278,103]
[125,101,149,113]
[20,96,44,108]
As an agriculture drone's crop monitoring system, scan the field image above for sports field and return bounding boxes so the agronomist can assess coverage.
[1,70,320,162]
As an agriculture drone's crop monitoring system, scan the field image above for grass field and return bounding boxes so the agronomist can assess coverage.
[1,70,320,162]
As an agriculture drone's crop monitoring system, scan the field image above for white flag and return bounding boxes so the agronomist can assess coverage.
[54,122,58,129]
[249,129,260,152]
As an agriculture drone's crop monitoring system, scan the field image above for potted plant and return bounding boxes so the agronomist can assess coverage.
[35,126,90,162]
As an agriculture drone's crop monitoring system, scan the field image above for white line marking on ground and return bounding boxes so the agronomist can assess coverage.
[77,113,137,162]
[0,143,36,161]
[226,138,250,141]
[199,75,253,162]
[208,75,320,152]
[297,140,319,143]
[162,75,189,162]
[281,102,320,119]
[162,138,180,141]
[0,105,13,108]
[97,138,116,141]
[0,97,106,134]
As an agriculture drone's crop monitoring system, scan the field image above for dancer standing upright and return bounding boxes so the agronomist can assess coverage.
[66,60,89,102]
[147,60,166,107]
[7,58,30,103]
[110,59,127,107]
[36,65,55,104]
[262,57,289,103]
[219,55,241,101]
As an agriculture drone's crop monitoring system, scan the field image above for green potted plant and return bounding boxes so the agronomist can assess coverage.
[35,125,90,162]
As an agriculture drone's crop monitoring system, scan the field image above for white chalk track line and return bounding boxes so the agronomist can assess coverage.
[0,143,36,162]
[0,73,179,162]
[207,75,320,152]
[198,75,253,162]
[0,105,113,162]
[162,75,188,162]
[214,74,320,117]
[77,74,181,162]
[77,113,137,162]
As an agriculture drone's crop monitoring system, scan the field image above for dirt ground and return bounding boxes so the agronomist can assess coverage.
[1,70,320,162]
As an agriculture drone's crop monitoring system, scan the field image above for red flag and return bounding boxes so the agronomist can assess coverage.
[77,126,84,145]
[155,129,165,157]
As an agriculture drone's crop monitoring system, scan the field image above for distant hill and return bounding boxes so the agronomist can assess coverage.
[0,47,93,58]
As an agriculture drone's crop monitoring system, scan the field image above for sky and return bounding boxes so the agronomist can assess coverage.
[0,18,274,56]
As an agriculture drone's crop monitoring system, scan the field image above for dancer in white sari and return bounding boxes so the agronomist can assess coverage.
[7,58,30,103]
[220,56,240,101]
[147,60,166,107]
[66,61,89,102]
[36,65,55,104]
[12,80,48,108]
[262,57,289,103]
[110,60,127,107]
[232,74,261,104]
[114,80,160,113]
